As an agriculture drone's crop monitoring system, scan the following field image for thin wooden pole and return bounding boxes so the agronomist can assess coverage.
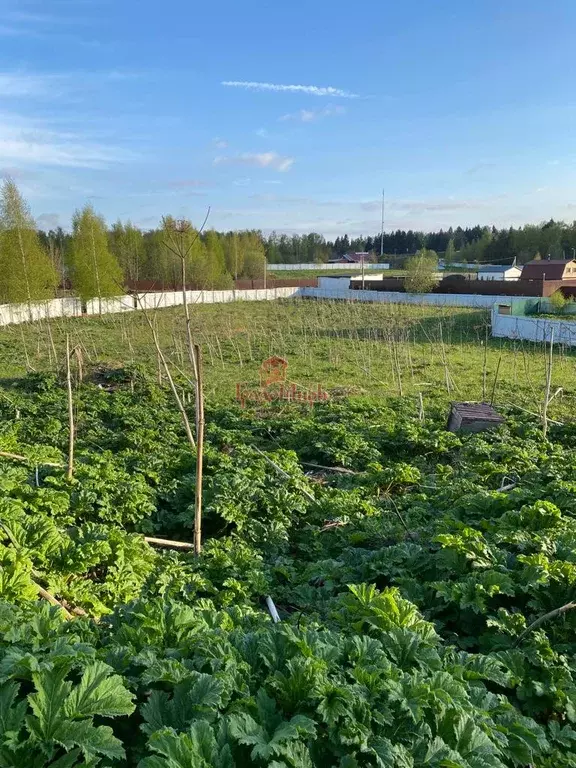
[489,355,502,407]
[135,295,196,448]
[194,344,204,556]
[514,599,576,647]
[482,325,488,400]
[543,327,554,438]
[438,322,451,394]
[20,326,33,372]
[0,451,63,467]
[66,334,74,480]
[145,536,194,550]
[47,322,58,369]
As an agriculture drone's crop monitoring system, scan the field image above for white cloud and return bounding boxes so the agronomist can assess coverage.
[213,137,228,149]
[279,105,346,122]
[222,81,358,98]
[36,212,61,229]
[0,113,133,168]
[0,72,62,97]
[255,128,268,137]
[264,180,282,185]
[214,151,294,172]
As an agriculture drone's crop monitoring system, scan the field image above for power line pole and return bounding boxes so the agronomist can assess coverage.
[380,188,385,261]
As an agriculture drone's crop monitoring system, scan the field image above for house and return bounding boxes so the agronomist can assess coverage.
[328,252,372,264]
[477,264,522,281]
[521,259,576,281]
[349,273,385,287]
[318,275,352,290]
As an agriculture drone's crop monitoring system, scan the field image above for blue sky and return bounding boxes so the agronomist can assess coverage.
[2,0,576,237]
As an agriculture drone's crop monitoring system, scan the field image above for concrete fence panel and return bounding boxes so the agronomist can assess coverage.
[491,308,576,346]
[296,287,525,308]
[86,296,135,315]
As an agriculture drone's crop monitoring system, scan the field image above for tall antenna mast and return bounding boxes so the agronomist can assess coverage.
[380,188,385,259]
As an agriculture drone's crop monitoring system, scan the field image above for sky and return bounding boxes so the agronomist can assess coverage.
[2,0,576,238]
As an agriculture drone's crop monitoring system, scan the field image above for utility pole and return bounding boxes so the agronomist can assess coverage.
[380,188,385,261]
[361,254,365,290]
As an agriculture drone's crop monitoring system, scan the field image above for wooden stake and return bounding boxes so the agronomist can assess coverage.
[543,327,554,438]
[47,322,58,369]
[136,296,196,448]
[514,599,576,647]
[439,323,451,394]
[145,536,194,550]
[489,355,502,407]
[0,451,63,467]
[194,344,204,556]
[20,326,33,372]
[35,582,73,619]
[74,345,84,384]
[65,335,74,480]
[482,326,488,400]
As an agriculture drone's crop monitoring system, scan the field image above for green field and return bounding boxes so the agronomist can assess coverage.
[1,298,576,765]
[0,298,570,421]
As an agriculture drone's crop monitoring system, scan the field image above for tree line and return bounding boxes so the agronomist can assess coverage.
[265,222,576,265]
[3,177,576,304]
[0,179,268,304]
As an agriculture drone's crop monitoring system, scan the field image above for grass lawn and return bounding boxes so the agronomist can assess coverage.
[0,298,572,422]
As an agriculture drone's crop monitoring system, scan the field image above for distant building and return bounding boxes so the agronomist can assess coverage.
[349,273,385,287]
[328,252,372,264]
[521,259,576,281]
[477,264,522,281]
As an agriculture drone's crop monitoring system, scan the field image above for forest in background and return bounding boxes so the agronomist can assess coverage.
[2,177,576,303]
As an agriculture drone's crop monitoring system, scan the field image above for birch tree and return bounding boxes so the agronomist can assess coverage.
[0,178,58,304]
[69,205,124,302]
[109,220,144,283]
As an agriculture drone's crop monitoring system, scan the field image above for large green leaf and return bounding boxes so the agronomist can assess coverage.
[64,660,135,719]
[27,667,71,741]
[139,723,235,768]
[53,718,126,760]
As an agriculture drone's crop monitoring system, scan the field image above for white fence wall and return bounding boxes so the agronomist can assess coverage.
[491,308,576,346]
[86,296,135,315]
[269,262,390,271]
[298,287,522,308]
[0,298,82,325]
[0,285,527,329]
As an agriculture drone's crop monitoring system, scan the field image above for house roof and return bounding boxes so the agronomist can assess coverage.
[478,264,517,273]
[521,259,576,280]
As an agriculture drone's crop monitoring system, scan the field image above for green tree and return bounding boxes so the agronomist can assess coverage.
[241,232,266,279]
[204,230,232,288]
[549,290,567,314]
[69,205,124,302]
[0,178,58,304]
[141,228,174,285]
[404,248,438,293]
[444,238,456,264]
[109,221,144,283]
[223,232,244,278]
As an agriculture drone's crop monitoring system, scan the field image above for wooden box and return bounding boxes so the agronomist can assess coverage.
[447,402,504,433]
